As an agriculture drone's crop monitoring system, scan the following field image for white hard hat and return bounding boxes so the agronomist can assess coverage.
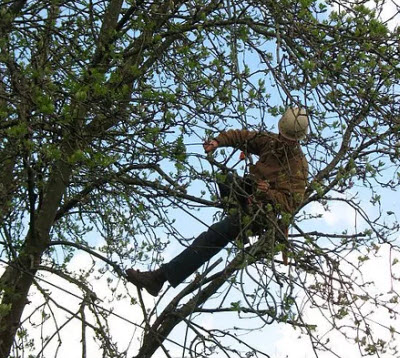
[278,108,309,141]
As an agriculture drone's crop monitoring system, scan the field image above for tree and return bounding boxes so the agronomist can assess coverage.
[0,0,399,357]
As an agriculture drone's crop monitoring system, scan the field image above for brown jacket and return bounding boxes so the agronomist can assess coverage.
[215,129,308,214]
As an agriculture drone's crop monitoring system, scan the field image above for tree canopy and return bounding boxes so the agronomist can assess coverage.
[0,0,399,357]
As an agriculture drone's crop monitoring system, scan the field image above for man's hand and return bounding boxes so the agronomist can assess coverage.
[203,139,219,153]
[257,180,270,192]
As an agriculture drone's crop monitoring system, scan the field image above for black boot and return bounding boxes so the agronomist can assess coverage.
[125,268,166,297]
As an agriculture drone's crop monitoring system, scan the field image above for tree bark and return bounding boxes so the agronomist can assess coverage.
[0,256,39,358]
[0,154,73,357]
[0,0,27,36]
[0,140,17,224]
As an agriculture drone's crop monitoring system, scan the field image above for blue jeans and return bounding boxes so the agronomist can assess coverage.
[162,215,243,287]
[162,173,257,287]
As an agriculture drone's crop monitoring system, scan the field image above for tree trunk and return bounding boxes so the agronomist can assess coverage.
[0,141,17,223]
[0,254,39,358]
[0,155,73,357]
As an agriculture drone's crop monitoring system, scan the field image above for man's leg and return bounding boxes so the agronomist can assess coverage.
[125,172,253,295]
[162,215,242,287]
[126,215,243,296]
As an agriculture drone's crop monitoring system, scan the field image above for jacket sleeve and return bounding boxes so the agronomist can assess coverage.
[214,129,270,155]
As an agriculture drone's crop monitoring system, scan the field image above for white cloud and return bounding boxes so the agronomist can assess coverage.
[307,199,361,231]
[3,251,157,358]
[273,244,400,358]
[374,0,400,29]
[2,239,400,358]
[332,0,400,29]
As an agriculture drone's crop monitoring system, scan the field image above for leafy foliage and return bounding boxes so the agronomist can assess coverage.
[0,0,399,357]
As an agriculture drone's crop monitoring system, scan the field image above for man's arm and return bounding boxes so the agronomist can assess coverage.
[212,129,268,154]
[203,139,219,153]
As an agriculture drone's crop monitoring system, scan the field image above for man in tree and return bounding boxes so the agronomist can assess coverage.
[126,108,309,296]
